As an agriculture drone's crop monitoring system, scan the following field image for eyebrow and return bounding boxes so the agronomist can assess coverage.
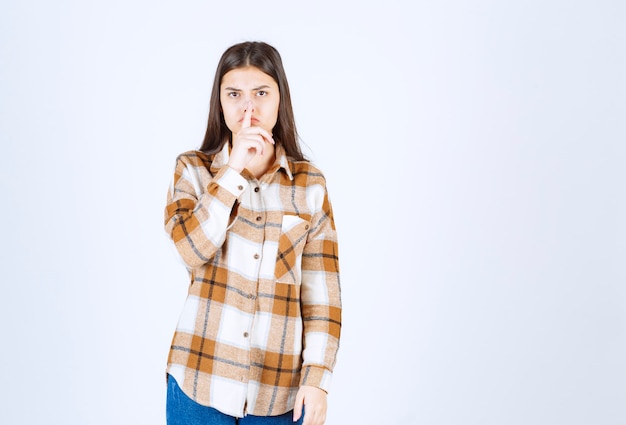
[223,85,272,91]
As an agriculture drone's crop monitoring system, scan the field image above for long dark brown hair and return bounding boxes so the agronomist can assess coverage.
[199,41,305,161]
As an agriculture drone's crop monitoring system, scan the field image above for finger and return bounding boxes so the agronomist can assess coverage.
[240,127,275,146]
[293,394,304,422]
[242,138,264,156]
[301,406,319,425]
[249,134,269,155]
[253,139,265,156]
[242,101,252,129]
[259,128,275,145]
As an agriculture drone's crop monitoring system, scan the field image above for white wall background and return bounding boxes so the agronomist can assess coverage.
[1,1,624,424]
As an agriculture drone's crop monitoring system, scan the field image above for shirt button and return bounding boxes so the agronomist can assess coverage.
[237,185,244,191]
[254,187,260,192]
[253,253,259,259]
[305,224,310,230]
[256,216,262,221]
[243,332,249,338]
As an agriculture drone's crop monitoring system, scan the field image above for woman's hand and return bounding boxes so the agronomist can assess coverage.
[293,385,327,425]
[227,101,274,173]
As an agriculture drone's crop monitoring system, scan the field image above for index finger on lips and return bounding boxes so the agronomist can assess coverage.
[242,101,252,129]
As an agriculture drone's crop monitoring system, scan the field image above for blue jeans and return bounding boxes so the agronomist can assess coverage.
[166,375,304,425]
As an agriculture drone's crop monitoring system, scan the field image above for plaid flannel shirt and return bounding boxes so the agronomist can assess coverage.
[164,144,341,417]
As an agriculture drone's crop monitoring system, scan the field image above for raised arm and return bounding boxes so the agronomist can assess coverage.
[164,153,247,269]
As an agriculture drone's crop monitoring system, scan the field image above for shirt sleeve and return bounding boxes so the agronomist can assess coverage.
[299,180,342,392]
[164,154,247,269]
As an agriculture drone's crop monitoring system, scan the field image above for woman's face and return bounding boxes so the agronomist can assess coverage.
[220,66,280,135]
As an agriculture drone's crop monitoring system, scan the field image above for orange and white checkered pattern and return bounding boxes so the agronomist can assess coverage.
[164,144,341,417]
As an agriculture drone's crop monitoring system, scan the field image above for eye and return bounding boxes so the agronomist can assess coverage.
[227,92,239,98]
[256,90,267,97]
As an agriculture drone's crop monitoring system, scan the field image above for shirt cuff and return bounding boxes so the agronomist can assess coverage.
[300,365,332,393]
[215,166,247,198]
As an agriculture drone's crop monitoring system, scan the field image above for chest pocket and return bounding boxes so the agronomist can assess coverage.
[274,214,310,285]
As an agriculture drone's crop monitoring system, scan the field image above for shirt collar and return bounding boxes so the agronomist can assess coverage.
[210,143,294,181]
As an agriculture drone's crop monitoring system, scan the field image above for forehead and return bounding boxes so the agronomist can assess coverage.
[221,66,277,88]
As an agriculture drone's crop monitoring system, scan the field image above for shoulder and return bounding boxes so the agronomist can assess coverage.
[288,159,328,186]
[174,150,210,168]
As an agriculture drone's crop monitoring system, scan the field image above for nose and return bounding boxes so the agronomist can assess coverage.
[243,99,255,113]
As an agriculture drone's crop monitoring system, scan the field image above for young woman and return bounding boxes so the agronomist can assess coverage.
[163,41,342,425]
